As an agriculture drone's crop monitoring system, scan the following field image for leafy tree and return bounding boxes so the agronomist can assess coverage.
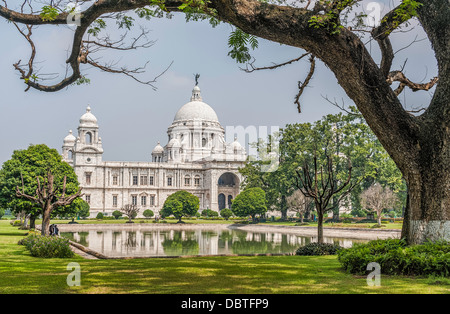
[62,198,90,223]
[231,187,267,222]
[143,209,154,219]
[112,210,123,220]
[162,190,199,223]
[241,110,406,221]
[0,144,81,235]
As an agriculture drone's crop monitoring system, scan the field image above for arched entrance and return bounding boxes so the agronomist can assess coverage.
[218,172,240,210]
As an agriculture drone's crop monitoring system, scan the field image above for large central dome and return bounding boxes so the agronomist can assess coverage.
[173,86,219,123]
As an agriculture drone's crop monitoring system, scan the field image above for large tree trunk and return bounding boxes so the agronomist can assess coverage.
[401,147,450,244]
[317,209,324,244]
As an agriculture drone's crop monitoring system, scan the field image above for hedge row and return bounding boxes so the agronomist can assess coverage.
[337,239,449,277]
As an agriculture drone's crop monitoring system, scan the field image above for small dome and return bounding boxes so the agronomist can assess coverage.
[173,86,219,123]
[63,130,76,145]
[152,141,164,154]
[167,138,181,148]
[79,105,98,127]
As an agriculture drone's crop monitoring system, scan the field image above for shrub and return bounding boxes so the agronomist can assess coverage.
[112,210,122,219]
[220,208,233,220]
[19,234,74,258]
[201,209,219,217]
[96,212,104,220]
[296,242,343,256]
[143,209,154,219]
[337,239,450,277]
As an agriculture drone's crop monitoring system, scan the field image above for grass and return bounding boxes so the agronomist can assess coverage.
[0,220,447,294]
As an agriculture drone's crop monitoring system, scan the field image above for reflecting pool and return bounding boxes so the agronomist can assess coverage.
[61,227,366,258]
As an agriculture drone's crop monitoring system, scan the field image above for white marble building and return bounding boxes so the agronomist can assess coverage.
[62,85,247,218]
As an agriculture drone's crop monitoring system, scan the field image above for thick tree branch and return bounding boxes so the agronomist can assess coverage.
[386,70,438,96]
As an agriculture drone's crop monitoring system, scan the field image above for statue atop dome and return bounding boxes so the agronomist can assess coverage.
[194,73,200,86]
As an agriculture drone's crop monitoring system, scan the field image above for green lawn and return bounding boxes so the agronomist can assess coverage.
[0,220,447,294]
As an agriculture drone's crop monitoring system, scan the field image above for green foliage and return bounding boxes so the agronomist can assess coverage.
[162,190,199,221]
[0,144,80,219]
[231,187,267,220]
[87,19,107,37]
[112,210,122,219]
[40,6,58,22]
[227,28,259,64]
[382,0,423,35]
[19,234,74,258]
[62,198,89,220]
[338,239,450,277]
[73,76,91,86]
[96,212,104,220]
[220,208,233,220]
[240,108,406,218]
[143,209,154,218]
[307,0,359,35]
[296,242,343,256]
[117,14,135,30]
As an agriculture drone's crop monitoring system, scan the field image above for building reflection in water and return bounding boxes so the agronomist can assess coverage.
[62,228,364,258]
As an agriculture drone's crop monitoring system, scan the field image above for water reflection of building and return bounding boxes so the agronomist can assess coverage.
[65,229,361,258]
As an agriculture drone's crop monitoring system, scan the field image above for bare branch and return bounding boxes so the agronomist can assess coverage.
[294,55,315,113]
[241,52,310,73]
[387,70,439,96]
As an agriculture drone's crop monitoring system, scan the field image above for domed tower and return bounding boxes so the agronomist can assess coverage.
[151,141,164,162]
[73,105,104,166]
[166,84,227,162]
[62,130,76,166]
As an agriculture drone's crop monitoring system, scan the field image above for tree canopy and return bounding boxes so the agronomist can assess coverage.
[231,187,267,221]
[161,190,199,222]
[0,144,82,233]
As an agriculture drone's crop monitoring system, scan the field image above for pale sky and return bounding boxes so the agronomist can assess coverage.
[0,2,437,166]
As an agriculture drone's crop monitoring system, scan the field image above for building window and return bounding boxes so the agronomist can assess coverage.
[86,132,92,144]
[194,176,201,187]
[131,195,137,206]
[184,176,191,186]
[149,176,154,185]
[141,196,147,206]
[140,175,148,185]
[132,175,138,186]
[167,177,172,186]
[112,195,118,208]
[85,194,91,204]
[150,195,155,206]
[85,172,91,185]
[112,175,118,185]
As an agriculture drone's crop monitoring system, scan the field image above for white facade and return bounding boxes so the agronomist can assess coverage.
[62,85,247,218]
